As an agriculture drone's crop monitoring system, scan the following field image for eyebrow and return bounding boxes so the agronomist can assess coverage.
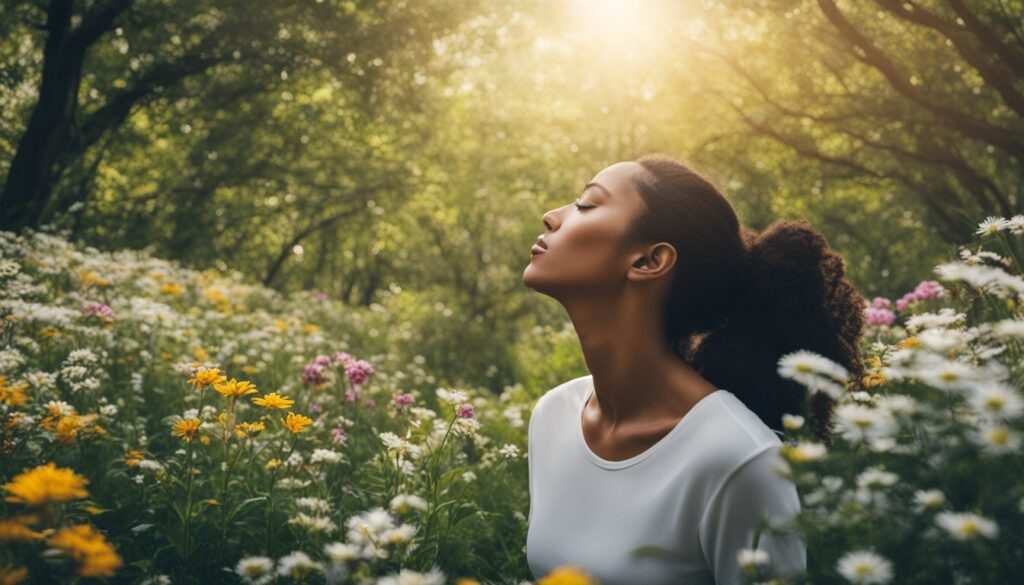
[582,182,612,198]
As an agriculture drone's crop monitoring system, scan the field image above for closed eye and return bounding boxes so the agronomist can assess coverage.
[574,200,596,210]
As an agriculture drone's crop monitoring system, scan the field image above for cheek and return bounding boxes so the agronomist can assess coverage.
[557,225,629,276]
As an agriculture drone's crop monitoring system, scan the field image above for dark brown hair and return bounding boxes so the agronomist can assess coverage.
[623,153,866,447]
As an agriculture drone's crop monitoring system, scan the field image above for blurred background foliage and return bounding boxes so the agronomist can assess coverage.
[1,0,1020,395]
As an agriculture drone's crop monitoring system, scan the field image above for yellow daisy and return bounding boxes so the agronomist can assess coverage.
[171,418,202,442]
[234,421,266,437]
[538,566,598,585]
[47,524,123,577]
[283,412,314,434]
[214,378,258,398]
[188,367,227,389]
[251,392,295,410]
[3,462,90,507]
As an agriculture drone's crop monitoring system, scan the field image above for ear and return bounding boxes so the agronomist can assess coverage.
[628,242,676,282]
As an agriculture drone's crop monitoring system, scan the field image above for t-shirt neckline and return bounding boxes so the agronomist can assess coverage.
[576,376,727,470]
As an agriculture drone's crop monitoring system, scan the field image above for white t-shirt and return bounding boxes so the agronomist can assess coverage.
[526,374,806,585]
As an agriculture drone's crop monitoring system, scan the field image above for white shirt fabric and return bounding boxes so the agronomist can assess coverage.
[526,374,806,585]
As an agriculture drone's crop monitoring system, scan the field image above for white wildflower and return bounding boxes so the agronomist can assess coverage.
[935,511,998,540]
[275,550,323,578]
[836,549,894,584]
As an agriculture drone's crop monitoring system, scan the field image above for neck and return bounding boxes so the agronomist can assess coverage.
[562,289,717,428]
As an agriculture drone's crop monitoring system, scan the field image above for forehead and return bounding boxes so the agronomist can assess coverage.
[587,161,645,200]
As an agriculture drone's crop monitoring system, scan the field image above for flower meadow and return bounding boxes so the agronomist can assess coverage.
[1,215,1023,585]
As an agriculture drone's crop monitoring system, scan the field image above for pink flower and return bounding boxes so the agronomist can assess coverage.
[393,393,413,407]
[314,291,328,301]
[309,400,322,414]
[302,363,327,387]
[345,360,374,386]
[363,398,377,412]
[896,280,945,311]
[864,306,896,326]
[345,387,361,403]
[457,404,474,419]
[330,427,347,444]
[313,354,332,367]
[870,297,891,309]
[332,351,354,366]
[83,302,116,323]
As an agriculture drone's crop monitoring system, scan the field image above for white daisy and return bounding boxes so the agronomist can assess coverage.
[390,493,428,514]
[990,318,1024,339]
[782,413,805,430]
[323,541,360,562]
[856,467,899,490]
[975,216,1012,236]
[1006,214,1024,234]
[275,551,323,578]
[781,441,827,462]
[905,308,966,333]
[833,404,897,444]
[935,511,999,540]
[376,566,446,585]
[967,421,1021,454]
[737,547,770,572]
[913,489,946,512]
[234,556,274,585]
[836,549,894,584]
[965,381,1024,420]
[778,350,849,399]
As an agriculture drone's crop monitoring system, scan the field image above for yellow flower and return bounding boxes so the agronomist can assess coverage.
[265,458,281,470]
[3,462,90,507]
[191,347,210,361]
[862,372,886,388]
[0,566,28,585]
[0,377,29,407]
[124,450,146,468]
[160,282,183,295]
[234,421,266,438]
[273,319,288,330]
[896,336,919,349]
[214,378,258,398]
[0,515,45,542]
[241,364,261,375]
[188,367,227,389]
[199,434,211,445]
[171,418,202,442]
[79,270,111,287]
[538,566,598,585]
[283,412,313,434]
[252,392,295,410]
[456,580,482,585]
[47,524,123,577]
[40,326,61,338]
[303,324,320,333]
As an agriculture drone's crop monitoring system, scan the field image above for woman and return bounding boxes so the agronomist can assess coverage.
[521,154,865,584]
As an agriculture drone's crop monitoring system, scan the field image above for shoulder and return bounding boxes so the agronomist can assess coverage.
[684,390,785,483]
[529,374,590,424]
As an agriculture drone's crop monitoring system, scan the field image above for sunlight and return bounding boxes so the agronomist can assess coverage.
[564,0,678,65]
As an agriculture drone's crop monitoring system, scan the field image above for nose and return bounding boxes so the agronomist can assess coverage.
[542,208,559,232]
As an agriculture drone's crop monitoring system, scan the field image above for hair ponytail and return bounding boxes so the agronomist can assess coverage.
[630,154,866,447]
[689,219,866,447]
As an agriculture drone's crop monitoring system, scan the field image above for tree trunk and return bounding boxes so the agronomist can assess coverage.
[0,0,82,231]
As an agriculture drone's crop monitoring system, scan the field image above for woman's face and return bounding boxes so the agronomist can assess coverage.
[522,161,651,296]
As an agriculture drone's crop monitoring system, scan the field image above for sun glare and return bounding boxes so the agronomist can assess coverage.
[566,0,677,62]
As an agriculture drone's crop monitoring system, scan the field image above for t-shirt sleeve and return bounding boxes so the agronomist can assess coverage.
[697,444,806,585]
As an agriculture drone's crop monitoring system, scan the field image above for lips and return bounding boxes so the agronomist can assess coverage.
[532,236,548,255]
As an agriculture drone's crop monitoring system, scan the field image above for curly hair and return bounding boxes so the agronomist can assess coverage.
[624,153,866,447]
